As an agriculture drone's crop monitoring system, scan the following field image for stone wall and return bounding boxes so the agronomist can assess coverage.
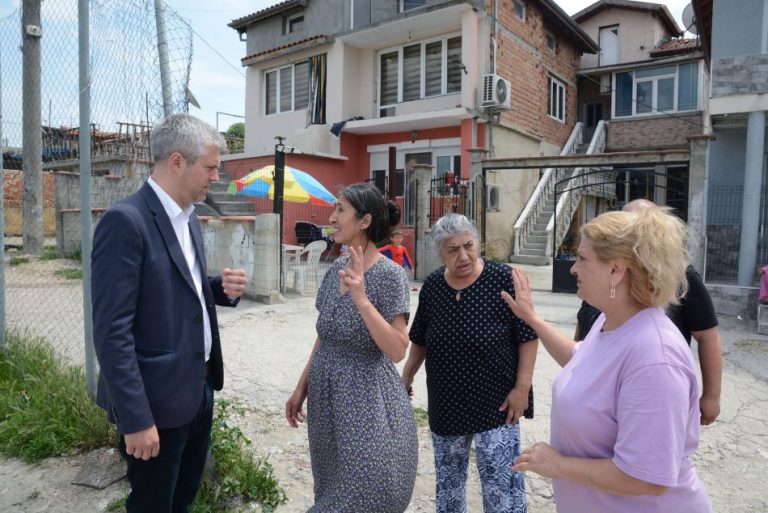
[707,283,759,320]
[712,54,768,97]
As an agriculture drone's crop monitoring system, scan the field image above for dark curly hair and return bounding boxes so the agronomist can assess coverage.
[338,182,401,244]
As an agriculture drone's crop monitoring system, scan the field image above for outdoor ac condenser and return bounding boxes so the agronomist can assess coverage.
[481,73,512,110]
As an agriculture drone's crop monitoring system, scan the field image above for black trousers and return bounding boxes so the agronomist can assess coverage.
[119,381,214,513]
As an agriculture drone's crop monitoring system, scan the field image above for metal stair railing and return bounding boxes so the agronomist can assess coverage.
[545,120,607,256]
[513,122,583,256]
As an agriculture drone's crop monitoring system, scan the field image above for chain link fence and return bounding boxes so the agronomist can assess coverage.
[1,0,193,366]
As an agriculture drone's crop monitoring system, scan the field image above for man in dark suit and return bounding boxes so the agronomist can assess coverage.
[92,113,247,512]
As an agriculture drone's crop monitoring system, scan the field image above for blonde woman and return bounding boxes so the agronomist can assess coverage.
[505,208,711,512]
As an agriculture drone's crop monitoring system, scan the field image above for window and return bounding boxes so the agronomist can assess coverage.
[545,32,556,52]
[378,35,462,117]
[286,13,304,34]
[265,60,309,115]
[435,155,461,195]
[547,76,566,122]
[399,0,427,12]
[614,62,699,117]
[514,0,526,20]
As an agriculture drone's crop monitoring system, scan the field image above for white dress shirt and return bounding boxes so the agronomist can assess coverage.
[147,178,213,362]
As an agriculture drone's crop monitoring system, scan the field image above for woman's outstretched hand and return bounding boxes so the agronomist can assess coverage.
[501,267,537,324]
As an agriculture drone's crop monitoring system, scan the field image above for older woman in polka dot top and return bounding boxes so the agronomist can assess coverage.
[403,213,539,513]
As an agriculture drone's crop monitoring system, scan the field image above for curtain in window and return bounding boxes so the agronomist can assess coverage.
[380,51,399,107]
[294,61,309,111]
[447,37,462,93]
[425,41,442,97]
[403,44,421,101]
[309,54,327,124]
[266,70,277,115]
[280,67,293,112]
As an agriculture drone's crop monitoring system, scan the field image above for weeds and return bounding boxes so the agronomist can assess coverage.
[39,246,59,261]
[8,256,29,266]
[54,268,83,280]
[191,400,287,512]
[0,332,117,462]
[413,407,429,429]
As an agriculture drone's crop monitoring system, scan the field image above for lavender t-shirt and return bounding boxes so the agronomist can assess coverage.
[551,307,711,513]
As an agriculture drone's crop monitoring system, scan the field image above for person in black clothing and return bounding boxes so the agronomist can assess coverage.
[402,213,538,513]
[574,199,723,425]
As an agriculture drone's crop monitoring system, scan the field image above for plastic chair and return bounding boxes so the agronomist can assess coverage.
[284,240,327,294]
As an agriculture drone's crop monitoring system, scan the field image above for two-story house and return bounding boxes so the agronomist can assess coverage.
[226,0,597,266]
[507,0,708,274]
[692,0,766,318]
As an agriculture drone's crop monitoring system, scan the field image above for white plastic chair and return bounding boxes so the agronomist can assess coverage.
[284,240,327,294]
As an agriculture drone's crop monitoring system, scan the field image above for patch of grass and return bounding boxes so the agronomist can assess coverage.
[8,256,29,266]
[191,400,287,513]
[54,268,83,280]
[413,407,429,429]
[106,494,127,511]
[67,249,82,262]
[0,332,117,462]
[39,246,59,261]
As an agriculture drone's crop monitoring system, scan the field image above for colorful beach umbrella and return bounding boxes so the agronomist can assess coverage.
[227,165,336,206]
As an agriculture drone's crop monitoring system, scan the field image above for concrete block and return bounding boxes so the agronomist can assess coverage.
[759,304,768,335]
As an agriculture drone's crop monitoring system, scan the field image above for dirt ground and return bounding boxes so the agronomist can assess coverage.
[2,258,768,512]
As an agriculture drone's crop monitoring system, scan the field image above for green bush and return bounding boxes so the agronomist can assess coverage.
[39,246,59,261]
[8,256,29,266]
[0,333,117,462]
[54,268,83,280]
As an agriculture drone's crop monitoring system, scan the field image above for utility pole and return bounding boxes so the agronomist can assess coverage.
[154,0,173,117]
[22,0,43,255]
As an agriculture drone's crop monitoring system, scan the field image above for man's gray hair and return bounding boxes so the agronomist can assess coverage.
[431,213,479,255]
[150,113,227,163]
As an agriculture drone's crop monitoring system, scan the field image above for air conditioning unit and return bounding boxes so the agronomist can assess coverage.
[486,184,502,211]
[481,73,511,110]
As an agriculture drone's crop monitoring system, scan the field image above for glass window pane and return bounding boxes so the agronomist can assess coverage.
[657,77,674,111]
[615,72,633,116]
[678,62,698,111]
[280,67,293,112]
[266,70,277,115]
[514,0,525,19]
[635,65,676,79]
[380,51,399,107]
[447,37,462,93]
[403,44,421,102]
[425,41,442,97]
[436,156,451,179]
[294,61,309,110]
[547,78,552,116]
[402,0,426,11]
[636,80,652,113]
[558,83,564,120]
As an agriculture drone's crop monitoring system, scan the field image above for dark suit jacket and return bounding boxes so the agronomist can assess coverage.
[92,182,237,435]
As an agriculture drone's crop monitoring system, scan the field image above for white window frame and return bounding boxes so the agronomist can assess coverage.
[514,0,526,21]
[377,33,462,116]
[264,61,309,116]
[612,62,701,118]
[286,13,304,34]
[547,75,566,123]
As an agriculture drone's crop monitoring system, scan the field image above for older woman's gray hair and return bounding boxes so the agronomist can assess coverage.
[150,113,227,164]
[431,213,479,255]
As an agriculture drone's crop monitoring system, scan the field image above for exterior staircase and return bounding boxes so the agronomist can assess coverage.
[206,170,256,216]
[510,121,611,265]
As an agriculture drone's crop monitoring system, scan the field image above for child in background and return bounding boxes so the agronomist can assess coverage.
[760,264,768,304]
[379,229,413,272]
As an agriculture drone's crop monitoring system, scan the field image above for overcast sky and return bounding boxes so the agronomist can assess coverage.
[0,0,694,133]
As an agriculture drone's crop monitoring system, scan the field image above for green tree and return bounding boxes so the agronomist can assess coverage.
[225,122,245,153]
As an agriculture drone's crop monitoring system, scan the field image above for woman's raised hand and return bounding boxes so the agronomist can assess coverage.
[339,245,367,306]
[501,267,537,324]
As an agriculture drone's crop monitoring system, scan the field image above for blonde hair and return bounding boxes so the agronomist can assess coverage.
[581,208,688,307]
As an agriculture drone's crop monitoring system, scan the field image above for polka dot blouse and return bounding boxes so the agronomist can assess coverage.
[409,260,538,437]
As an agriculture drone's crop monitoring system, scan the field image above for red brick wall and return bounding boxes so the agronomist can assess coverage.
[606,113,703,151]
[492,0,583,147]
[3,170,56,236]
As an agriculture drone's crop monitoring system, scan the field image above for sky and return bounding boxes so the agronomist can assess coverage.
[0,0,694,134]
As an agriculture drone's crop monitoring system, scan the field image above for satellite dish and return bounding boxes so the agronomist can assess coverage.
[682,3,698,35]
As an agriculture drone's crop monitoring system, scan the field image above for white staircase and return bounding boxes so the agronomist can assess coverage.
[510,121,610,265]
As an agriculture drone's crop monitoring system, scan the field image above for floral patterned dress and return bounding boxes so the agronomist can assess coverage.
[307,256,418,513]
